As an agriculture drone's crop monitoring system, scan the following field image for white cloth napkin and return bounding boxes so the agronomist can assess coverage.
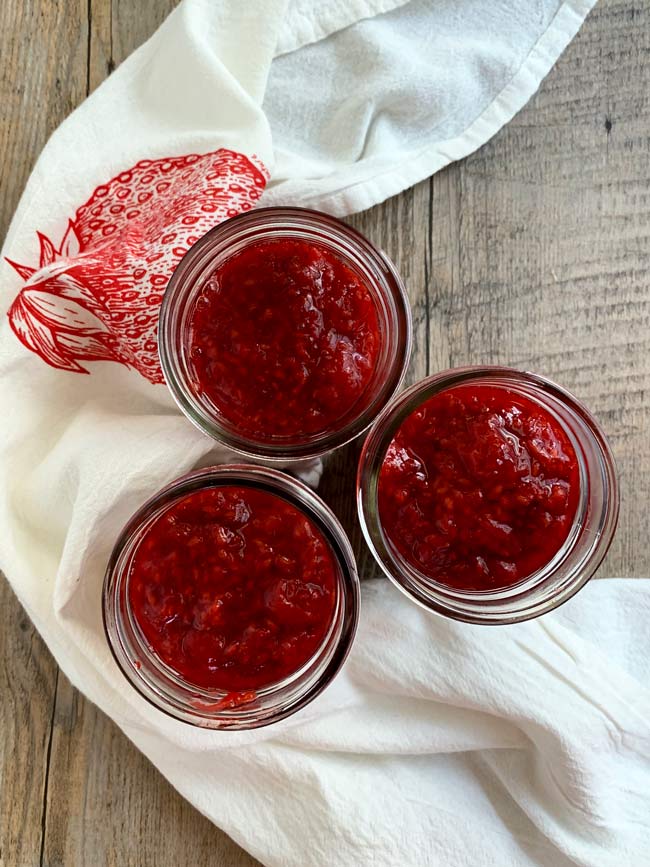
[5,0,648,865]
[126,578,650,867]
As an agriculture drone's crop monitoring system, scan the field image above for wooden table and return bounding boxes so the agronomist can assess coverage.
[2,1,649,864]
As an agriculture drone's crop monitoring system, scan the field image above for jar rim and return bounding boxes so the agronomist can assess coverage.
[357,366,620,624]
[158,207,412,460]
[103,464,360,728]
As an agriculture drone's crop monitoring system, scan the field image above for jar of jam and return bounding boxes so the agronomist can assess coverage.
[159,207,411,460]
[103,465,359,728]
[357,367,619,624]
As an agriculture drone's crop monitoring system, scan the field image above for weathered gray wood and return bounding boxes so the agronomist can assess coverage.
[0,0,88,242]
[450,0,650,579]
[0,580,59,867]
[111,0,180,63]
[41,676,258,867]
[0,2,87,865]
[2,0,650,865]
[88,0,114,93]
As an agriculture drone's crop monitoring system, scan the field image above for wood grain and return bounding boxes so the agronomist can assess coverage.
[41,676,257,867]
[111,0,179,63]
[0,2,86,865]
[0,0,88,242]
[0,585,58,866]
[2,0,650,865]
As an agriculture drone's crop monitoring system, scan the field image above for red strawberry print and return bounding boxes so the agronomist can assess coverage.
[5,149,268,383]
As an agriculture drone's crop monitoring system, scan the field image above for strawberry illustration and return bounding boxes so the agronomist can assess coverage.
[6,149,268,383]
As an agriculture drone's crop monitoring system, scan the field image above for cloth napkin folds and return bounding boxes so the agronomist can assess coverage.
[3,0,649,864]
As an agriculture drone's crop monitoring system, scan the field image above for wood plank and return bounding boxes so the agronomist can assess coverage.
[0,2,88,865]
[111,0,180,61]
[41,676,258,867]
[447,0,650,577]
[88,0,114,93]
[0,583,58,866]
[0,0,88,243]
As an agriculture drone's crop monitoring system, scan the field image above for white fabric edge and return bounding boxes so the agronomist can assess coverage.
[267,0,598,216]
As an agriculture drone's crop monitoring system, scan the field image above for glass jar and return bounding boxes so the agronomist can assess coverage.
[158,207,411,460]
[103,465,359,729]
[357,366,619,624]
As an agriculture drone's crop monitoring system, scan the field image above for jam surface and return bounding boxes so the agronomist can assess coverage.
[128,486,338,690]
[378,384,580,591]
[188,238,381,440]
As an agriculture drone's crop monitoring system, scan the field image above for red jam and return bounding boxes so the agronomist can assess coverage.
[128,486,338,691]
[187,238,381,439]
[378,385,580,591]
